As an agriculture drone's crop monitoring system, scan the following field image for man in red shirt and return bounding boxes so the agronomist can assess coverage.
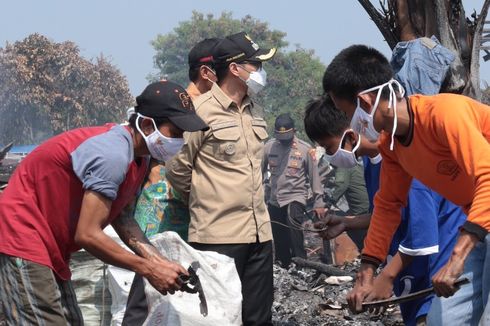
[0,80,208,325]
[322,45,490,324]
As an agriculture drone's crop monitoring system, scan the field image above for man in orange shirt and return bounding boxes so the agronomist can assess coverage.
[322,44,490,324]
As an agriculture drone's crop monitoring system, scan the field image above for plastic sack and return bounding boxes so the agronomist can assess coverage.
[143,232,242,326]
[70,250,112,325]
[107,266,135,325]
[104,226,134,326]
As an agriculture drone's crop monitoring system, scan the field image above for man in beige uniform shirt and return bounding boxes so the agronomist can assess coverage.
[263,114,325,267]
[167,32,276,325]
[122,38,221,326]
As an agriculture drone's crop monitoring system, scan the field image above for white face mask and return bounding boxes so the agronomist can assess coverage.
[239,65,267,95]
[126,107,136,121]
[324,130,361,168]
[135,113,184,162]
[350,79,405,150]
[350,100,379,143]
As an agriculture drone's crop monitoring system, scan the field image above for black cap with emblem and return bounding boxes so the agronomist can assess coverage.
[274,113,295,140]
[135,80,209,132]
[214,32,276,65]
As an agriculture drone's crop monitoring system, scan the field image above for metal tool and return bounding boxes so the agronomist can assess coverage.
[362,277,470,309]
[178,261,208,316]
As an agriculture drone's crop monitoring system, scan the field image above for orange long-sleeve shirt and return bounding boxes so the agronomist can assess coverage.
[363,93,490,265]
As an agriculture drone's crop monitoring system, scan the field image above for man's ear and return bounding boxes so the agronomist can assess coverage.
[228,63,240,77]
[199,66,210,80]
[357,92,377,112]
[200,66,217,83]
[140,118,155,136]
[199,66,207,80]
[345,131,357,144]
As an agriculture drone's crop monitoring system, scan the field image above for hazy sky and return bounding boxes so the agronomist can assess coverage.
[0,0,487,96]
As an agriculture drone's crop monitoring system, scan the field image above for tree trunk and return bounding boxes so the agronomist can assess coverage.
[468,0,490,99]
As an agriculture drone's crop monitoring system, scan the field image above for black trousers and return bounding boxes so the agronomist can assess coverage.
[190,241,273,326]
[122,273,147,326]
[268,202,307,267]
[123,241,274,326]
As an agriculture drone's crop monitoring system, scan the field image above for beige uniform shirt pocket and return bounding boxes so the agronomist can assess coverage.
[252,119,268,140]
[251,119,268,159]
[206,121,242,161]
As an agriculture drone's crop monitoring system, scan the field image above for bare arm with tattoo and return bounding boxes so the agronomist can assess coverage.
[74,190,188,295]
[110,199,162,258]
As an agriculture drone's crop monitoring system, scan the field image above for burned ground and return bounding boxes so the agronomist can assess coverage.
[271,231,404,326]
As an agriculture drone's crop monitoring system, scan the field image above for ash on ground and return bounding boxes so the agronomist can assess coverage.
[272,233,404,326]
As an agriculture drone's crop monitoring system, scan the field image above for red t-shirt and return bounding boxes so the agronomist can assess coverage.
[0,124,147,280]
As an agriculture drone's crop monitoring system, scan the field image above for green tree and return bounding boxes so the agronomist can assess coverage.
[0,33,133,145]
[150,11,325,140]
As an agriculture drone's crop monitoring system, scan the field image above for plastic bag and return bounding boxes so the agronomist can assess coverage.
[107,266,135,325]
[143,232,242,326]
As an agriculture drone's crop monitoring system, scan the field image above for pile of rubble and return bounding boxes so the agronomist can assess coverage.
[272,261,404,326]
[271,230,403,326]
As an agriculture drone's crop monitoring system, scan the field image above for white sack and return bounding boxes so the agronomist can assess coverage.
[143,232,242,326]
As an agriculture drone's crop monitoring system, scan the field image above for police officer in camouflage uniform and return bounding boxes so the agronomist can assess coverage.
[262,114,326,267]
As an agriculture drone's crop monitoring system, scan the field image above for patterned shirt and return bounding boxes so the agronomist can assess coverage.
[134,165,190,240]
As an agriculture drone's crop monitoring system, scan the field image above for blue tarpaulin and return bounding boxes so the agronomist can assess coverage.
[7,145,37,154]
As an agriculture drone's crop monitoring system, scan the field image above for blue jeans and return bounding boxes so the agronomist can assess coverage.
[427,234,490,325]
[391,36,455,96]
